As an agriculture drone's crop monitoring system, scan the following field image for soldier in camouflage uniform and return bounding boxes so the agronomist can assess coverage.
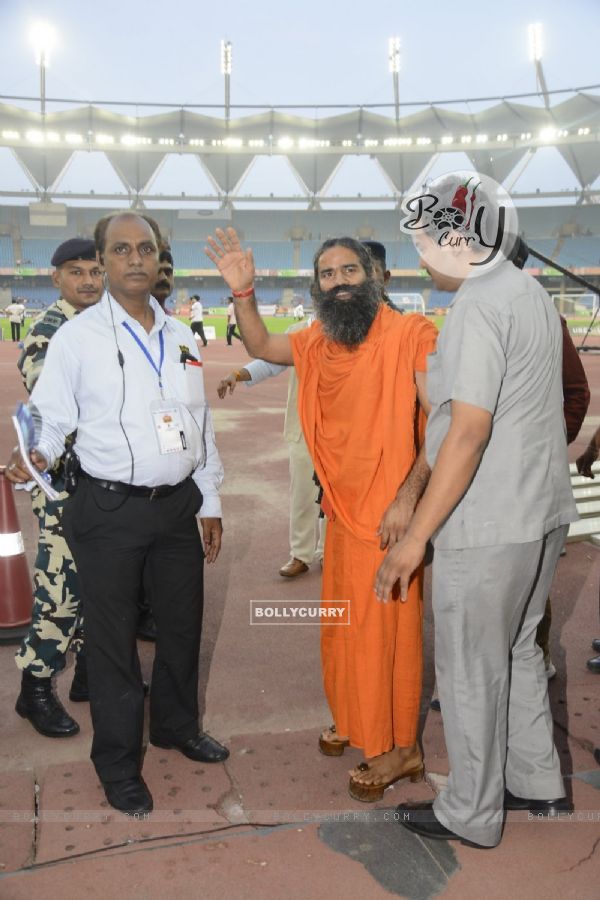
[13,238,103,737]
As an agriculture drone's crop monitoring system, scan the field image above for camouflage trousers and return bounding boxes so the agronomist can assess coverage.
[15,479,83,679]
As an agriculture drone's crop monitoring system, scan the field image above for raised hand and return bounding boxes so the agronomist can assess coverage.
[205,228,255,294]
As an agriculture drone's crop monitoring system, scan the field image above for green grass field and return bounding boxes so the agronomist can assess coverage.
[0,314,300,343]
[2,314,597,343]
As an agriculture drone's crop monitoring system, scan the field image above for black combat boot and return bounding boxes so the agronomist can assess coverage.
[15,670,80,737]
[68,652,89,702]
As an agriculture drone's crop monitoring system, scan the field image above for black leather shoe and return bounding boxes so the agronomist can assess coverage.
[430,698,441,712]
[504,789,573,815]
[395,801,487,847]
[150,732,229,762]
[102,777,153,814]
[587,654,600,674]
[16,671,80,737]
[592,638,600,653]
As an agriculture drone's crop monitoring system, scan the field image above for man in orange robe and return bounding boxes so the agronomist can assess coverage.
[205,228,437,800]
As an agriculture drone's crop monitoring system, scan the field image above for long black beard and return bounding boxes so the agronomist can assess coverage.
[312,280,382,348]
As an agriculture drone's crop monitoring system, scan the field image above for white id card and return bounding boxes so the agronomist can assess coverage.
[150,399,187,454]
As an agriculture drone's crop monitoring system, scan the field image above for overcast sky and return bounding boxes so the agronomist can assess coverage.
[0,0,599,201]
[2,0,598,109]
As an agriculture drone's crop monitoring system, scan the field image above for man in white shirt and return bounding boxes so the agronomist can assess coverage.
[190,294,208,346]
[226,296,242,344]
[6,212,226,816]
[5,300,26,341]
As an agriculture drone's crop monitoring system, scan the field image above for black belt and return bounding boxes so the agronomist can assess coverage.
[82,471,188,500]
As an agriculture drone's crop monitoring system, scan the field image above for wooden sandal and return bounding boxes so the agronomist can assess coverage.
[348,757,425,803]
[318,724,350,757]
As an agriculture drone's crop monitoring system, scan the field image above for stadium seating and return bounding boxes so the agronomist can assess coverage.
[20,239,58,268]
[0,204,596,310]
[0,235,14,267]
[251,242,294,269]
[385,241,421,269]
[559,237,599,267]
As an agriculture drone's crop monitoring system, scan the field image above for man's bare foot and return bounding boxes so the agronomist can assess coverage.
[349,745,422,787]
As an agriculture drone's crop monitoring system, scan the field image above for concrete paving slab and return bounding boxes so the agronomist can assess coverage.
[0,769,35,873]
[33,753,231,865]
[0,825,399,900]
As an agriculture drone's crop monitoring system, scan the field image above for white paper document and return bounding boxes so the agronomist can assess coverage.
[12,403,60,501]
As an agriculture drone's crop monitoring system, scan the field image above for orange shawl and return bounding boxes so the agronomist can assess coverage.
[291,304,437,543]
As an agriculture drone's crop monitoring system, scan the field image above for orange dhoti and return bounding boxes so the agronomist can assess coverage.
[291,304,437,759]
[321,517,423,758]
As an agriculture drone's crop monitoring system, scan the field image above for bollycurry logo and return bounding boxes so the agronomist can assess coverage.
[250,600,350,625]
[400,171,519,280]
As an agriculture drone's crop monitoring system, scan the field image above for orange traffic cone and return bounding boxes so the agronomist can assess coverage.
[0,467,32,644]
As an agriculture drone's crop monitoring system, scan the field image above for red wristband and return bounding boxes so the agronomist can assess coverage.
[231,286,255,299]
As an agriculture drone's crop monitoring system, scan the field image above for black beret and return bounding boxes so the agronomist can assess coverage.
[51,238,97,268]
[361,240,387,268]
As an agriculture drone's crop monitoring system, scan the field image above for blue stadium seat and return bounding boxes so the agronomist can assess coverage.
[20,240,58,268]
[0,236,14,267]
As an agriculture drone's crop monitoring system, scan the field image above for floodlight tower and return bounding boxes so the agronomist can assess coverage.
[29,21,57,199]
[389,37,401,126]
[221,40,232,122]
[528,23,550,109]
[30,21,57,118]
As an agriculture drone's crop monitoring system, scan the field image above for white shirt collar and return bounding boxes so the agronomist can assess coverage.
[99,290,168,335]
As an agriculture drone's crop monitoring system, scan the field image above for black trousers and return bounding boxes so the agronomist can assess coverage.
[11,321,21,341]
[191,321,208,346]
[226,324,242,345]
[62,476,204,783]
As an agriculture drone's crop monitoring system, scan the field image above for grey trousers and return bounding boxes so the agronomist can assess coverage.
[432,525,568,847]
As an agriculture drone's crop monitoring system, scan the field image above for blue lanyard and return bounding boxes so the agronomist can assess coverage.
[122,322,165,392]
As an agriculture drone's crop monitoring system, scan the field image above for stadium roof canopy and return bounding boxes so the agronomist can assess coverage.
[1,90,599,205]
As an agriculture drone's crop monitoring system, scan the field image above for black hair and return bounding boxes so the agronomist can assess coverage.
[361,240,387,269]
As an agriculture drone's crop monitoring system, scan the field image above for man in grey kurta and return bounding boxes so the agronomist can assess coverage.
[375,198,577,847]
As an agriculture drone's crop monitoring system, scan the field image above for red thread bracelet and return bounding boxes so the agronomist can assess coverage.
[231,286,255,298]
